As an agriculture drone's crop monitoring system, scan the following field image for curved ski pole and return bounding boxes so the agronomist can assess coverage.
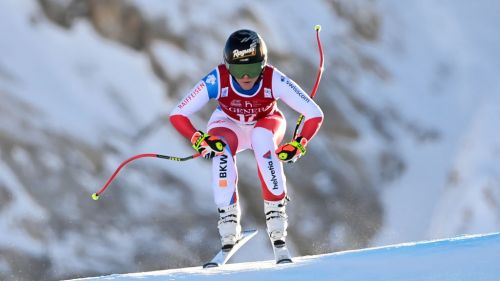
[292,24,325,140]
[91,153,201,200]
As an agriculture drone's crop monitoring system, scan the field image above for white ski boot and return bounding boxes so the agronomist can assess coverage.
[264,198,293,263]
[217,203,242,251]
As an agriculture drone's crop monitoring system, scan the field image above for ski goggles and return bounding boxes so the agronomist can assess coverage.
[227,62,264,79]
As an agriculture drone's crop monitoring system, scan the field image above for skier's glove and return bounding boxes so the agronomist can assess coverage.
[276,136,308,163]
[191,131,226,159]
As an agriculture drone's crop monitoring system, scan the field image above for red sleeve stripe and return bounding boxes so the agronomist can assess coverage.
[299,116,323,141]
[169,114,197,140]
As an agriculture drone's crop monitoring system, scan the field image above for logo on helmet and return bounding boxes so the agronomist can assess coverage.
[232,46,256,60]
[232,34,258,61]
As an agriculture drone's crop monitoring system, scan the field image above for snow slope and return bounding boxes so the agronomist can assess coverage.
[1,0,500,280]
[66,232,500,281]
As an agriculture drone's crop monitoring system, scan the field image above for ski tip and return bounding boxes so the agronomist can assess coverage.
[203,262,220,269]
[277,258,293,264]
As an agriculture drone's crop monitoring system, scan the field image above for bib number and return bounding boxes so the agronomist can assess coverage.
[237,113,257,123]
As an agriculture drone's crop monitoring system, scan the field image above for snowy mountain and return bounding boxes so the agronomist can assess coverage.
[65,232,500,281]
[1,0,500,280]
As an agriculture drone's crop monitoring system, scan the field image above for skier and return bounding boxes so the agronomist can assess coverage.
[169,29,323,254]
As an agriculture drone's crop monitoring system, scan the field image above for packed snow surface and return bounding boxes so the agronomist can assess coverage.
[68,232,500,281]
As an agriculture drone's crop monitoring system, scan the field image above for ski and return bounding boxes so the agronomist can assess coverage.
[272,241,293,264]
[203,229,258,268]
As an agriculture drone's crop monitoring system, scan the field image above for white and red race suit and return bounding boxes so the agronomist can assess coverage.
[170,64,323,208]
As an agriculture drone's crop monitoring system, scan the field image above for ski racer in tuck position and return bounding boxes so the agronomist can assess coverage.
[170,29,324,253]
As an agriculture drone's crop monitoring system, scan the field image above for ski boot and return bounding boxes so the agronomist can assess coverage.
[264,198,293,264]
[217,203,242,252]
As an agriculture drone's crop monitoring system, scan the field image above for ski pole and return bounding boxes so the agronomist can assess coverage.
[91,153,201,200]
[292,24,325,139]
